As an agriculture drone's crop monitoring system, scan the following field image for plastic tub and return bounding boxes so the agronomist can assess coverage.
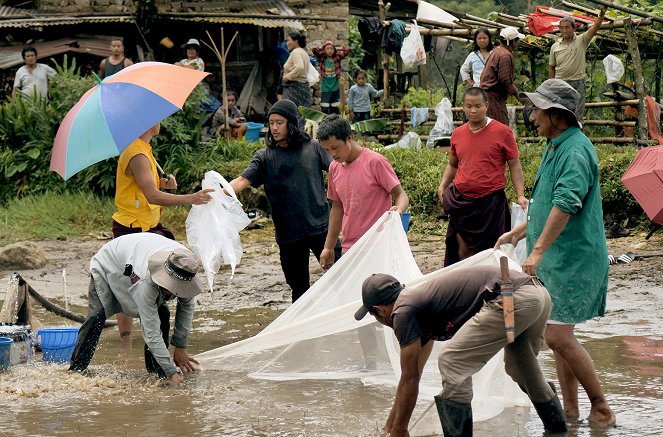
[36,328,79,363]
[401,211,411,233]
[0,337,12,370]
[245,122,263,142]
[0,325,33,364]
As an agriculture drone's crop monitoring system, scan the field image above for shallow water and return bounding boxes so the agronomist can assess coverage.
[1,281,661,436]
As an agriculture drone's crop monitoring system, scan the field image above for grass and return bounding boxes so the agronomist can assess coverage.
[0,191,116,245]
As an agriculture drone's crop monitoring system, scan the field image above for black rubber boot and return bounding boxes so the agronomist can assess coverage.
[532,393,568,433]
[434,395,473,437]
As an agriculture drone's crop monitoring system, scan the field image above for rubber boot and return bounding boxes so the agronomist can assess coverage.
[434,395,473,437]
[532,393,568,433]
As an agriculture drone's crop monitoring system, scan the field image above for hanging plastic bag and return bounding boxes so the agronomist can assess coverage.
[307,62,320,86]
[500,203,527,265]
[427,98,453,147]
[400,20,426,69]
[186,171,251,292]
[603,55,624,84]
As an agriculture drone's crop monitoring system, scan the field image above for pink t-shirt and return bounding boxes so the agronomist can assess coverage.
[327,148,401,252]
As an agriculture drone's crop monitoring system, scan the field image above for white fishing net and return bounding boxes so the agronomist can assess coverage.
[196,211,529,434]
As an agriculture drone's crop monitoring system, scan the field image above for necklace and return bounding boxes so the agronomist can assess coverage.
[469,120,487,132]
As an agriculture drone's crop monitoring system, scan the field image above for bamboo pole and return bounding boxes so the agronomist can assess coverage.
[378,0,389,103]
[519,136,635,143]
[624,18,648,141]
[378,99,645,114]
[584,0,663,24]
[560,1,614,21]
[204,29,239,138]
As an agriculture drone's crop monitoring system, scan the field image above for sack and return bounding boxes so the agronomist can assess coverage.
[400,20,426,69]
[186,171,251,291]
[500,203,527,265]
[427,98,453,147]
[603,55,625,84]
[307,63,320,86]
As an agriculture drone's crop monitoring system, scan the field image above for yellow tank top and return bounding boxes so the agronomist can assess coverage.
[111,139,161,231]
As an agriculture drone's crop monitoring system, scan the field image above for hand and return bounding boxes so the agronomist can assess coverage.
[191,188,215,205]
[169,372,184,384]
[160,174,177,190]
[173,347,200,373]
[522,251,543,276]
[517,195,529,211]
[319,248,335,272]
[438,185,446,206]
[389,205,403,215]
[599,5,607,17]
[494,231,519,249]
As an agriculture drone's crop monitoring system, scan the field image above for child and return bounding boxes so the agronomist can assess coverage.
[317,114,408,269]
[347,70,383,123]
[211,90,247,140]
[312,40,351,114]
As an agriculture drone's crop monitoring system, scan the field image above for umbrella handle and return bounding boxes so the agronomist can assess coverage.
[156,161,170,181]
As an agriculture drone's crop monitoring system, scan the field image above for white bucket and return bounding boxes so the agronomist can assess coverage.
[0,325,33,364]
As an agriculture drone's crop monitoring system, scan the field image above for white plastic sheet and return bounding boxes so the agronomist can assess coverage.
[196,212,529,434]
[401,20,427,69]
[427,97,453,148]
[501,203,528,265]
[185,171,250,291]
[307,62,320,86]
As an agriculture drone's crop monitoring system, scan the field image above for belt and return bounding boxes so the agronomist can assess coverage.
[530,277,544,287]
[483,276,543,302]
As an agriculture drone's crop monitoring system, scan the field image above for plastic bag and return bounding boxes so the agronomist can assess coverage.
[307,62,320,86]
[500,203,527,265]
[385,131,421,150]
[603,55,624,84]
[426,98,453,147]
[400,20,426,69]
[186,171,251,291]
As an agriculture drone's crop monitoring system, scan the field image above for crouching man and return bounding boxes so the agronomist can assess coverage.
[69,233,203,384]
[355,265,566,437]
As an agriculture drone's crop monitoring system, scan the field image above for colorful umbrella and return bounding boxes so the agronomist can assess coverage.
[621,145,663,225]
[50,62,209,180]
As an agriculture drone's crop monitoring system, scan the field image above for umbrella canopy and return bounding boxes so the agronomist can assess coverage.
[50,62,209,180]
[621,145,663,225]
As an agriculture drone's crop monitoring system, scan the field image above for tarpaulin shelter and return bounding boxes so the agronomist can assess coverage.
[196,212,528,435]
[621,146,663,226]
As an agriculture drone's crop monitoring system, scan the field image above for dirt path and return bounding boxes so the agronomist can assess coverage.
[2,226,663,313]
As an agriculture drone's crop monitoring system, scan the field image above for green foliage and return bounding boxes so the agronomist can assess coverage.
[399,87,447,108]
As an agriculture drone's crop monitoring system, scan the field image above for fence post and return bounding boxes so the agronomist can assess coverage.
[624,18,648,141]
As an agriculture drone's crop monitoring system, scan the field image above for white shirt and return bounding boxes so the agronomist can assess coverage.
[460,50,489,86]
[13,63,56,99]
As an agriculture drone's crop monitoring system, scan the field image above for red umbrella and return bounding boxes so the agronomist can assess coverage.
[621,145,663,225]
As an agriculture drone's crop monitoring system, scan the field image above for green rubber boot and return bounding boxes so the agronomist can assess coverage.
[434,395,473,437]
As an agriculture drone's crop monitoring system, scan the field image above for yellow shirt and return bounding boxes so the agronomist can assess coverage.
[111,139,161,231]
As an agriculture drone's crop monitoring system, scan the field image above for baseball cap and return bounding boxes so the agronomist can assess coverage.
[354,274,404,321]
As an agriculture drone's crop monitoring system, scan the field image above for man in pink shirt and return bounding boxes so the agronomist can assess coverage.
[317,114,409,268]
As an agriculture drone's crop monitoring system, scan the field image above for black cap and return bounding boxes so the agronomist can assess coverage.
[354,273,404,321]
[268,99,299,126]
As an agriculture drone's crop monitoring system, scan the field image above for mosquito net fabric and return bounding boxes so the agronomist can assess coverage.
[196,212,529,432]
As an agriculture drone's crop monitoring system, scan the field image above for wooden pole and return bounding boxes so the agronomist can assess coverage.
[584,0,663,24]
[624,18,648,141]
[378,1,389,103]
[204,29,239,139]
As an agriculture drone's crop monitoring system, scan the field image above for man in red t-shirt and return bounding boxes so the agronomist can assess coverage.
[438,87,528,266]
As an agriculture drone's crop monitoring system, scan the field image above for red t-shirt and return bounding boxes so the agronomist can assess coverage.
[327,148,401,252]
[450,119,519,198]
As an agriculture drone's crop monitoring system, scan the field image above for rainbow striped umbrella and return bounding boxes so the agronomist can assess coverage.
[50,62,209,180]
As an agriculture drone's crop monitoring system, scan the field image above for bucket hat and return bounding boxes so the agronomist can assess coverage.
[354,273,404,320]
[182,38,201,49]
[500,26,525,42]
[148,248,203,298]
[519,79,582,128]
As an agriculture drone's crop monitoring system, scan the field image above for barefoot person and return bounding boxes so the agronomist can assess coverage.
[69,233,203,384]
[495,79,616,428]
[356,267,566,436]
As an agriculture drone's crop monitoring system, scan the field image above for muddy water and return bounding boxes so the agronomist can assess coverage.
[1,282,661,436]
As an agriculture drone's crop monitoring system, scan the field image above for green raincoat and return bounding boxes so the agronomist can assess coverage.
[526,127,608,323]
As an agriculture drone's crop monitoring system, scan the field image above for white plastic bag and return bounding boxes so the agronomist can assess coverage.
[603,55,624,84]
[427,98,453,147]
[385,131,421,150]
[186,171,251,291]
[400,20,426,69]
[307,62,320,86]
[500,203,527,265]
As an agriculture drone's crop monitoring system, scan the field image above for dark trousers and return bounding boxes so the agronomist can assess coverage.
[352,111,371,123]
[69,278,171,376]
[279,232,341,302]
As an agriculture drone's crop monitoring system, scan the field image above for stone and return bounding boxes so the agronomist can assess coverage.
[0,242,48,270]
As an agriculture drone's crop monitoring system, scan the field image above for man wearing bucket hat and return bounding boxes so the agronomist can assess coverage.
[356,267,567,436]
[175,38,205,71]
[495,79,616,427]
[69,233,203,384]
[480,26,526,126]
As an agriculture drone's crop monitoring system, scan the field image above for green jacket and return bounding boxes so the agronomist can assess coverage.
[526,127,608,323]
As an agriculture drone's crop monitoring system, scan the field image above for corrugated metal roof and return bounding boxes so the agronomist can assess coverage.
[0,38,113,69]
[0,5,34,18]
[0,15,134,29]
[164,0,304,30]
